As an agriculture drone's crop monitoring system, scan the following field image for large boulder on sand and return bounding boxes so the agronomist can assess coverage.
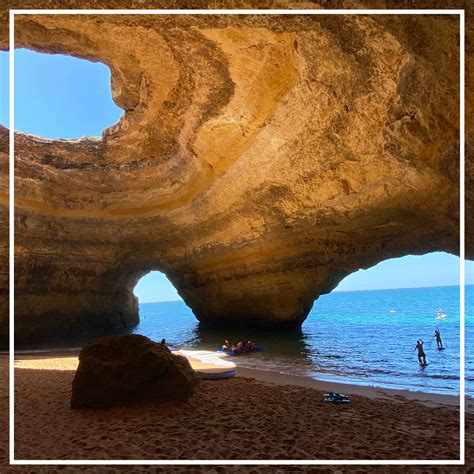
[71,334,199,409]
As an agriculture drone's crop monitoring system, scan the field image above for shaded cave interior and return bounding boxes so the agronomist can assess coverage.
[2,12,468,348]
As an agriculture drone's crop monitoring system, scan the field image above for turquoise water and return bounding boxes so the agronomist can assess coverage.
[132,285,473,396]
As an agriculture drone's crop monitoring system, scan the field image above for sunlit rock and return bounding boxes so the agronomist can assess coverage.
[0,7,470,344]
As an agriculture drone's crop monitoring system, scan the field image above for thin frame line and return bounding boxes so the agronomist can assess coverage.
[9,9,466,15]
[459,9,466,466]
[8,460,467,466]
[8,8,15,466]
[8,8,466,466]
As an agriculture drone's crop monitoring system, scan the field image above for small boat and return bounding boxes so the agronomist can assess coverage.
[218,345,266,356]
[197,368,236,379]
[174,350,237,379]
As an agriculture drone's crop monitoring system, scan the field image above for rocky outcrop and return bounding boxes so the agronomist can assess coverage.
[71,334,198,408]
[0,1,472,344]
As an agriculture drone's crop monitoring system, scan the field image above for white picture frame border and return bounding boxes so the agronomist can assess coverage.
[8,7,466,466]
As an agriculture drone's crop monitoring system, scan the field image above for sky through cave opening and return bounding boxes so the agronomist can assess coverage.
[333,251,468,293]
[0,49,123,139]
[134,271,183,305]
[133,252,471,308]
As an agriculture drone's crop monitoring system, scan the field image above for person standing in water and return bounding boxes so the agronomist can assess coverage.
[159,338,170,352]
[434,328,443,349]
[415,339,427,365]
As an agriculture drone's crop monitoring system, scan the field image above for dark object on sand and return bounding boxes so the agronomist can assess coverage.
[71,334,199,409]
[324,392,351,404]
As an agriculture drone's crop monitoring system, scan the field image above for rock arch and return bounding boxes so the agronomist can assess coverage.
[0,6,471,345]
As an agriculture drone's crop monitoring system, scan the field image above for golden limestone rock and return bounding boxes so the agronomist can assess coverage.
[0,1,470,345]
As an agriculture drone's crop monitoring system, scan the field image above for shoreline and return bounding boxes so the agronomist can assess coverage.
[11,349,473,411]
[5,354,471,462]
[236,366,472,410]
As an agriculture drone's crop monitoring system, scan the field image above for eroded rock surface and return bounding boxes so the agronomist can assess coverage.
[71,334,198,408]
[0,1,471,344]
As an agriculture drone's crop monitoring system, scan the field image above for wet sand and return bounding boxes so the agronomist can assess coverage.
[2,353,470,465]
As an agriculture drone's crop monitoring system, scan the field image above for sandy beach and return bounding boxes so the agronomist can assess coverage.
[0,352,470,468]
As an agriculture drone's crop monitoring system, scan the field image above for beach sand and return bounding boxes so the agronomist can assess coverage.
[2,353,474,470]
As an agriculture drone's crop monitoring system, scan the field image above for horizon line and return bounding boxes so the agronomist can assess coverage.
[138,283,472,305]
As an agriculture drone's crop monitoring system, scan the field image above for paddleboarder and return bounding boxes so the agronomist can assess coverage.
[415,339,427,365]
[434,328,443,349]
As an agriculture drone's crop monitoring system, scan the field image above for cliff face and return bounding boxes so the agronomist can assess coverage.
[0,3,469,344]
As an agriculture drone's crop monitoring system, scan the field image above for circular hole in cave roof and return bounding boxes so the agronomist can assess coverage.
[0,49,123,140]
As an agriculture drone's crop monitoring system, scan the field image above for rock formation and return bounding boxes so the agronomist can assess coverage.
[0,1,471,345]
[71,334,198,408]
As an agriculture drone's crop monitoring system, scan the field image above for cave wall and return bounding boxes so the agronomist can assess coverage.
[0,1,472,345]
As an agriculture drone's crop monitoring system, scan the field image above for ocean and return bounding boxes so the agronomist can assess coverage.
[133,285,473,396]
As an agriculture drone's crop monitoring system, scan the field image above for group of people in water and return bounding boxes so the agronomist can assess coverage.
[414,327,444,366]
[221,339,256,354]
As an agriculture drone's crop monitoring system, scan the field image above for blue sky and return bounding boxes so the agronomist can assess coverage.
[135,253,470,303]
[0,49,122,137]
[1,49,471,303]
